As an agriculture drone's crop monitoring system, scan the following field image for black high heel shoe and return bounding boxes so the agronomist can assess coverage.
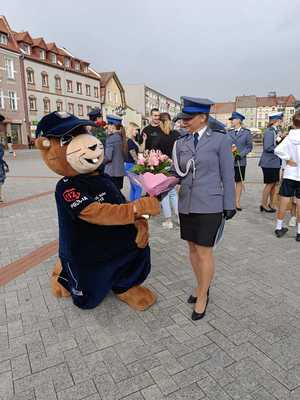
[260,205,276,213]
[187,288,210,304]
[191,294,209,321]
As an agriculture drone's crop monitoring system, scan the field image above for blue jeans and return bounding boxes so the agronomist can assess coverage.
[161,187,178,218]
[125,162,142,201]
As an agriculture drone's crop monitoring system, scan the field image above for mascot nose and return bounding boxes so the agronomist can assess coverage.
[89,144,97,151]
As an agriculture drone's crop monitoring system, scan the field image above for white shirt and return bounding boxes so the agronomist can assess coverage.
[194,126,207,139]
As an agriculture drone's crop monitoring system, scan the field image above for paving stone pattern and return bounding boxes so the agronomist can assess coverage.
[1,150,300,399]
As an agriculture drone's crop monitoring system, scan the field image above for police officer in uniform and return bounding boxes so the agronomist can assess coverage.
[172,97,236,320]
[103,115,126,190]
[228,112,253,211]
[259,112,284,212]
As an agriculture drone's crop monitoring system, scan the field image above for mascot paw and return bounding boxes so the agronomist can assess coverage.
[116,286,156,311]
[51,260,70,298]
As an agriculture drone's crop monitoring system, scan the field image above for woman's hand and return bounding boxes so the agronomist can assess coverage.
[287,159,297,167]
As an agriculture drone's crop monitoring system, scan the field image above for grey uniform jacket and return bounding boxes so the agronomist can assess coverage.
[103,132,125,177]
[172,128,235,214]
[259,127,281,169]
[228,128,253,167]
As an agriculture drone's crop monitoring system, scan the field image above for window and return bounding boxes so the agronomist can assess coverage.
[83,65,88,73]
[75,62,80,71]
[26,68,34,84]
[66,80,73,92]
[107,89,112,102]
[76,82,82,94]
[85,84,91,96]
[0,91,4,109]
[8,91,18,111]
[68,103,74,114]
[56,100,63,112]
[43,97,51,113]
[87,105,92,115]
[114,93,118,104]
[64,57,70,68]
[50,53,57,64]
[29,96,37,111]
[5,58,14,79]
[55,75,61,90]
[77,104,83,116]
[22,43,31,54]
[39,49,46,60]
[41,72,49,87]
[94,86,99,98]
[0,33,8,45]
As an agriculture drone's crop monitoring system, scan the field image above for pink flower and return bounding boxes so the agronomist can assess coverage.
[137,154,145,165]
[148,151,159,167]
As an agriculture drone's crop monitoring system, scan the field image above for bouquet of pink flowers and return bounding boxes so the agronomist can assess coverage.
[127,150,179,197]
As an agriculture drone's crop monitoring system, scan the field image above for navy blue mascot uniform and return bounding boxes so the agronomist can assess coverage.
[35,112,160,311]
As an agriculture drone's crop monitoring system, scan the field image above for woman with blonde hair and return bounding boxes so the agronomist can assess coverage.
[124,122,146,200]
[159,113,180,228]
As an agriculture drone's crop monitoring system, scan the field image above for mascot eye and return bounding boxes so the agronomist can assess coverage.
[89,144,97,151]
[60,134,74,147]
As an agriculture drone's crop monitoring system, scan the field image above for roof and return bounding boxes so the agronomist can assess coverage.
[13,30,33,44]
[99,71,114,87]
[211,102,235,114]
[46,42,59,53]
[32,37,47,49]
[257,95,296,108]
[236,95,256,108]
[0,16,20,53]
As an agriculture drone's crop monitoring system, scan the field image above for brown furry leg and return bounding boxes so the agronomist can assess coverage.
[116,286,156,311]
[51,259,70,298]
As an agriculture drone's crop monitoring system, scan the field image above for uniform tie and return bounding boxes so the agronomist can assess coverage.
[194,132,199,148]
[235,130,239,136]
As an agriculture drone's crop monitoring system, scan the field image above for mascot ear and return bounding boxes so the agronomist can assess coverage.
[35,137,51,150]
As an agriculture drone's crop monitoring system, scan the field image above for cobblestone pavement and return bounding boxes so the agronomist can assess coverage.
[1,149,300,399]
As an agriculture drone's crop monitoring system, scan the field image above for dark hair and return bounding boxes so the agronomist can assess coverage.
[160,112,171,122]
[293,111,300,128]
[115,124,128,157]
[151,108,159,115]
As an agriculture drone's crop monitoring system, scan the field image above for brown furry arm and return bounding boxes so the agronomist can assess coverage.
[79,202,135,225]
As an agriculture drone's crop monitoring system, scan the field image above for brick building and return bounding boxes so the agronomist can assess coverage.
[0,16,27,147]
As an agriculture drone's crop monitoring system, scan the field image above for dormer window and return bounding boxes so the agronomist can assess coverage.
[75,62,80,71]
[40,49,46,60]
[64,57,70,68]
[0,33,8,45]
[83,65,88,73]
[50,52,57,64]
[22,43,31,55]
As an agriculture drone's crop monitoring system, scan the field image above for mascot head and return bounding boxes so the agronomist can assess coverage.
[35,111,104,176]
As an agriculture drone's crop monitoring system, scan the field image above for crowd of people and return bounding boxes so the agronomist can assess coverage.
[1,101,299,320]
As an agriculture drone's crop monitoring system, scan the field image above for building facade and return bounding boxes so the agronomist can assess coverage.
[99,71,126,118]
[210,102,235,128]
[0,16,27,146]
[12,30,102,138]
[213,93,297,131]
[235,95,257,129]
[124,84,180,124]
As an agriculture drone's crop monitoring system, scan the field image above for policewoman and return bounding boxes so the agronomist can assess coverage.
[228,112,253,211]
[103,115,126,190]
[259,112,284,212]
[172,97,236,320]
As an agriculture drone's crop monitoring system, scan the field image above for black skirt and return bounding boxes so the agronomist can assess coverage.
[262,168,280,184]
[234,166,246,182]
[179,212,223,247]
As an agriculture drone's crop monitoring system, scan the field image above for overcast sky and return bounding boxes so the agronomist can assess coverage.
[2,0,300,102]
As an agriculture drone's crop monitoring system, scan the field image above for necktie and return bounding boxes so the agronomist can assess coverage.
[235,130,239,136]
[194,132,199,148]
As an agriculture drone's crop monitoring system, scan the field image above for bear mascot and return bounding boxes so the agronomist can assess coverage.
[35,111,160,311]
